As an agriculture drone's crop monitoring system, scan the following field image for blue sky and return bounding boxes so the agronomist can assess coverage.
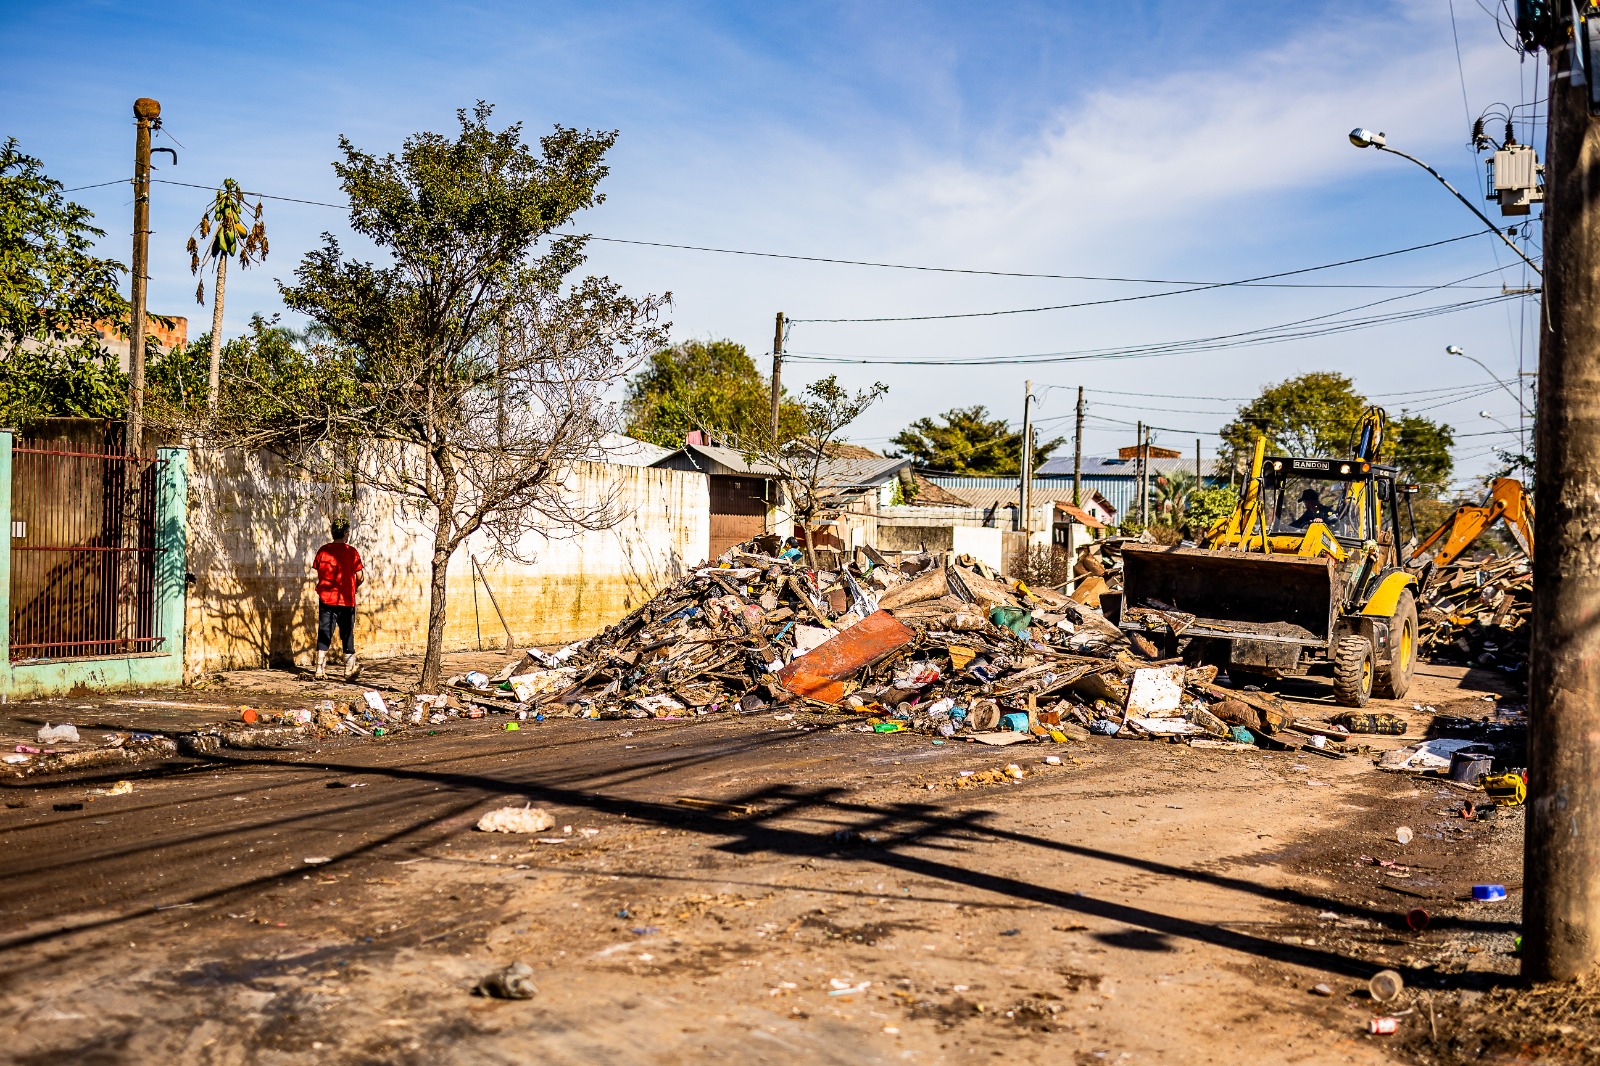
[0,1,1545,487]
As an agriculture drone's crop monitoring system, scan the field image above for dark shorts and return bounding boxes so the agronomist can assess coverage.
[317,604,355,653]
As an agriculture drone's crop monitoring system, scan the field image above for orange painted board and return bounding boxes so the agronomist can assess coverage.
[775,609,914,704]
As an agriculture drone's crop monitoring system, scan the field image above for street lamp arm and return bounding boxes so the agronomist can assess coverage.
[1374,144,1544,278]
[1459,350,1534,415]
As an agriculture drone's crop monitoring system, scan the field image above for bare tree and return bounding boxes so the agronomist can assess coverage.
[710,375,886,567]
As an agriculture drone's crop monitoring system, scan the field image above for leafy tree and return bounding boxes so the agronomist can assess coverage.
[0,138,129,356]
[1391,414,1455,495]
[624,338,802,447]
[0,343,128,425]
[706,374,886,567]
[192,103,669,692]
[1219,372,1368,466]
[1185,486,1239,536]
[188,179,268,415]
[889,405,1063,475]
[1220,372,1454,491]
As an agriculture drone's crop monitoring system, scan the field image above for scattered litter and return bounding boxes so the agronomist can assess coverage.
[1394,826,1413,845]
[303,856,332,865]
[1472,884,1508,902]
[475,961,538,1000]
[1369,1017,1400,1035]
[36,723,80,745]
[86,780,133,797]
[1369,969,1404,1003]
[477,806,556,834]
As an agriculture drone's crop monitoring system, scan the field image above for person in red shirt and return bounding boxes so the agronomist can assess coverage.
[312,518,364,680]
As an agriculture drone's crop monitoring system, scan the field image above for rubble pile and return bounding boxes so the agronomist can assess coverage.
[1418,557,1531,674]
[442,536,1354,755]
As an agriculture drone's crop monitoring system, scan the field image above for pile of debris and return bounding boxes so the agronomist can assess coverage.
[442,535,1368,756]
[1418,556,1531,674]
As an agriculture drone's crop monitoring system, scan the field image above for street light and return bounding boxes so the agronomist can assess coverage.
[1479,409,1514,432]
[1348,128,1543,277]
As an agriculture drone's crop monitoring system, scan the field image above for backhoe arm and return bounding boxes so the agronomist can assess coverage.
[1410,477,1535,569]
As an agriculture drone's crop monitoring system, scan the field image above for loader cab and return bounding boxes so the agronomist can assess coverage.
[1261,457,1398,550]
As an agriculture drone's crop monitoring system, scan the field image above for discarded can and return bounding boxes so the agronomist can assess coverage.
[1406,908,1430,931]
[1368,1017,1399,1035]
[1473,884,1508,902]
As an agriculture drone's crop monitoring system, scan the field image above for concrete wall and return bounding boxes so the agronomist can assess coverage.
[184,449,710,675]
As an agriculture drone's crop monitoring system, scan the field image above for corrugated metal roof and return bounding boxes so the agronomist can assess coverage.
[816,455,910,491]
[650,444,781,477]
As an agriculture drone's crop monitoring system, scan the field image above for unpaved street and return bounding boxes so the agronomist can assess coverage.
[0,663,1528,1065]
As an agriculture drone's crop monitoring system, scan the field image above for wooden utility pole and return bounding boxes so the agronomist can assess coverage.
[128,98,159,455]
[1524,45,1600,983]
[1019,380,1033,534]
[770,311,785,441]
[1195,438,1202,484]
[1073,386,1084,507]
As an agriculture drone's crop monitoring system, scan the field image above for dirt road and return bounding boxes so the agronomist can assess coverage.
[0,662,1533,1064]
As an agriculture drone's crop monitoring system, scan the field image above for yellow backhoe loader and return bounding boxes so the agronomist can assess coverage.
[1106,408,1418,707]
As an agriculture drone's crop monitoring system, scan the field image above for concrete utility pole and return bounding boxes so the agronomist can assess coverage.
[1073,386,1084,508]
[1019,380,1033,534]
[128,98,159,456]
[1524,48,1600,984]
[1135,421,1145,526]
[770,311,785,441]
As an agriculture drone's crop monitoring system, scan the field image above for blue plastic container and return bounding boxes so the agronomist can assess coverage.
[1000,712,1030,732]
[1472,884,1508,902]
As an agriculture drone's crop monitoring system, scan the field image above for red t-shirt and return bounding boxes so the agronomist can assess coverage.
[314,542,363,607]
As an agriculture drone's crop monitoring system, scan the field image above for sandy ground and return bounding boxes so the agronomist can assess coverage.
[0,659,1550,1065]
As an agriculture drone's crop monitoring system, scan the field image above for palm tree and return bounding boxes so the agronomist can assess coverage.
[1154,470,1197,519]
[187,180,267,415]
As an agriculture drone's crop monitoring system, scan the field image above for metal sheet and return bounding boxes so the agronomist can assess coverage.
[776,609,914,704]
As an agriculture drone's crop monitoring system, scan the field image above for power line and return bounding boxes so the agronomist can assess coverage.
[785,287,1527,367]
[788,236,1509,324]
[590,232,1489,289]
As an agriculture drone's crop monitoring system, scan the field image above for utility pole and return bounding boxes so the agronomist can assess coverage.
[1195,438,1202,485]
[1135,421,1144,526]
[1073,386,1084,508]
[128,98,159,456]
[1524,42,1600,983]
[770,311,785,441]
[1019,380,1033,535]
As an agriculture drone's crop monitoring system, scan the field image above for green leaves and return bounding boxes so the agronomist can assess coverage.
[189,178,268,303]
[624,339,803,448]
[889,405,1061,476]
[1219,371,1454,495]
[0,138,129,351]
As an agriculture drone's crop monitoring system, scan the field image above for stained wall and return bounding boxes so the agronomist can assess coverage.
[184,449,709,675]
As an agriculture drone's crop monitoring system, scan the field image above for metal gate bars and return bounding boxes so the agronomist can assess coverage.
[8,440,169,661]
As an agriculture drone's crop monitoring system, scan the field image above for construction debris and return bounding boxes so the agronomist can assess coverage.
[1418,556,1530,675]
[435,535,1361,757]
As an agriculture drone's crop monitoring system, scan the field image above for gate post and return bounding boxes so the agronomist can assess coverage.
[0,430,11,692]
[155,446,187,669]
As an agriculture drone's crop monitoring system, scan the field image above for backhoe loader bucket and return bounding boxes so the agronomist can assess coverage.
[1119,545,1338,643]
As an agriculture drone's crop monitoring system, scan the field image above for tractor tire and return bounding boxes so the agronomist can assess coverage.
[1332,636,1374,708]
[1374,590,1418,700]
